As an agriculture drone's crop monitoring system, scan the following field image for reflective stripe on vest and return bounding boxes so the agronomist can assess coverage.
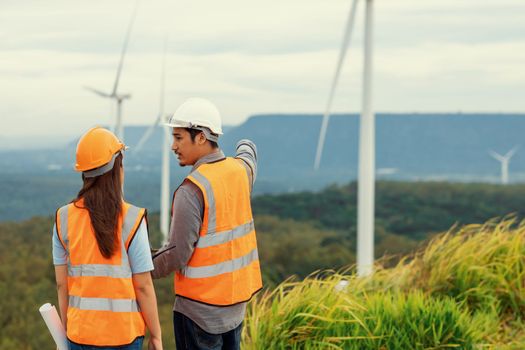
[183,248,259,278]
[69,295,140,313]
[190,171,217,232]
[58,204,69,248]
[68,264,131,278]
[196,220,255,248]
[174,158,262,306]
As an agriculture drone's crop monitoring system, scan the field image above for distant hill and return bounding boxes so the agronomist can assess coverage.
[3,113,525,181]
[1,113,525,221]
[220,113,525,180]
[106,113,525,183]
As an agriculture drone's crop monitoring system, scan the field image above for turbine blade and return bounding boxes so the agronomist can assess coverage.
[489,150,505,162]
[133,114,161,153]
[112,0,140,96]
[135,37,169,155]
[159,33,169,117]
[84,86,111,98]
[505,145,519,159]
[314,0,359,170]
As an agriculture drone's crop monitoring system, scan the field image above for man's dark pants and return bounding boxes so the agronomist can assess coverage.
[173,311,242,350]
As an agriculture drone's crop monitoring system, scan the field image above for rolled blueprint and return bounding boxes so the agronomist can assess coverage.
[39,303,68,350]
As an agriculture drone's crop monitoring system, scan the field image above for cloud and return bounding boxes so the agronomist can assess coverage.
[1,0,524,136]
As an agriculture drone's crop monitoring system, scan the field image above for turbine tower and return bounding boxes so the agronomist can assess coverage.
[84,1,139,143]
[314,0,376,277]
[134,37,171,240]
[358,0,375,277]
[489,146,518,185]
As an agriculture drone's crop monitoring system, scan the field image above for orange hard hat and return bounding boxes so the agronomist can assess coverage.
[75,127,125,176]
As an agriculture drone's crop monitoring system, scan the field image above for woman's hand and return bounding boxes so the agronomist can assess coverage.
[132,272,163,350]
[148,335,163,350]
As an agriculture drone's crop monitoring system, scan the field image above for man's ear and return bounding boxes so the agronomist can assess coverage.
[197,131,207,145]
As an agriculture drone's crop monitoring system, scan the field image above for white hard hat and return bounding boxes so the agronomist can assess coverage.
[166,98,223,136]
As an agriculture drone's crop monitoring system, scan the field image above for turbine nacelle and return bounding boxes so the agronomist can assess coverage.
[115,94,132,102]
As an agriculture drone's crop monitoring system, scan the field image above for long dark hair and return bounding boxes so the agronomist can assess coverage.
[74,153,123,259]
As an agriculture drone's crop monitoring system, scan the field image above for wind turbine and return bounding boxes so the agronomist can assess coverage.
[489,146,519,185]
[314,0,375,277]
[134,37,171,240]
[84,1,139,143]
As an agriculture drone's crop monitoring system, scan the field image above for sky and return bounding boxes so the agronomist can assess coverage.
[1,0,524,139]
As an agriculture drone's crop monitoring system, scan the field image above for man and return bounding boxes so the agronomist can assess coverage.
[152,97,262,350]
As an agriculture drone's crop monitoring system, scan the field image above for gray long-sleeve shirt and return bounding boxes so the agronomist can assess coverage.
[152,140,258,334]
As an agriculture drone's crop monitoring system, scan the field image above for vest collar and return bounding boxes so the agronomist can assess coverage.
[191,150,225,172]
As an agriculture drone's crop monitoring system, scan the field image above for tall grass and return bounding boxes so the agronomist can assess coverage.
[411,218,525,318]
[245,277,484,349]
[244,218,525,349]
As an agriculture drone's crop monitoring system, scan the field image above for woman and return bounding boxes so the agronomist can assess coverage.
[52,127,163,350]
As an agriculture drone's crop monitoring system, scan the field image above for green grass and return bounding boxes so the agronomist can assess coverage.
[244,218,525,349]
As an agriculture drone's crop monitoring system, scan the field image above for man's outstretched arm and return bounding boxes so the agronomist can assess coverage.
[235,139,258,190]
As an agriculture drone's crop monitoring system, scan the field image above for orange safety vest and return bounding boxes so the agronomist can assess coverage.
[55,199,146,346]
[174,157,263,306]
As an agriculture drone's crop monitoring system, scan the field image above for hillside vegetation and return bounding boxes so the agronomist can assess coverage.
[254,181,525,285]
[1,181,524,348]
